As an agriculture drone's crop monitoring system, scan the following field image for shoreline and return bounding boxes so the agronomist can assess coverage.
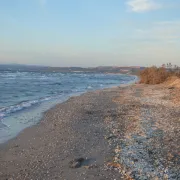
[0,71,137,145]
[0,83,179,179]
[0,77,136,145]
[0,85,126,147]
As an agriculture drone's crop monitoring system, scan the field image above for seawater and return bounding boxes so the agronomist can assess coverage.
[0,71,136,143]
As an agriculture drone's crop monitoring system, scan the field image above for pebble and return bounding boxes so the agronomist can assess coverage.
[69,158,85,168]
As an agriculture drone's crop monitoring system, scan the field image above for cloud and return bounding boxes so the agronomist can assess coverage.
[39,0,47,7]
[135,21,180,42]
[126,0,161,12]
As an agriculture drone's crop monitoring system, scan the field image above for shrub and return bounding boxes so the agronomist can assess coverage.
[139,66,170,84]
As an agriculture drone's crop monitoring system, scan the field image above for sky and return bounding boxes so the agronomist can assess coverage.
[0,0,180,67]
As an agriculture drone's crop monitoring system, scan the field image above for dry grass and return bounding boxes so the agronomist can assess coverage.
[164,76,180,88]
[139,66,169,84]
[139,65,180,85]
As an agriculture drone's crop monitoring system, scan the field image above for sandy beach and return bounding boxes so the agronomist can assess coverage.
[0,84,179,180]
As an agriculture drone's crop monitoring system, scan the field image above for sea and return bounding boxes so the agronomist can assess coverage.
[0,71,136,143]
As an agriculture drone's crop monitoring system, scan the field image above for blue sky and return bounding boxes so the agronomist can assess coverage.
[0,0,180,67]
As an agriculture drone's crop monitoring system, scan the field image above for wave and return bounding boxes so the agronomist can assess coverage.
[0,100,38,119]
[0,73,137,121]
[0,96,59,120]
[0,87,80,120]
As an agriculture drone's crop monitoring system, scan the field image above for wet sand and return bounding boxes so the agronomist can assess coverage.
[0,84,179,180]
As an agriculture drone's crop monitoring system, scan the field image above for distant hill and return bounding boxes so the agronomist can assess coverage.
[0,64,144,74]
[0,64,48,72]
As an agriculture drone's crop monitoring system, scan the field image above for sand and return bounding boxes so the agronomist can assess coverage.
[0,84,179,180]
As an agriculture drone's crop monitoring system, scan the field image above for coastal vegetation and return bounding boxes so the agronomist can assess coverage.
[139,64,180,84]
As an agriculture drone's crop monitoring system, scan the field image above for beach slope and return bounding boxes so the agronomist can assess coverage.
[0,84,179,180]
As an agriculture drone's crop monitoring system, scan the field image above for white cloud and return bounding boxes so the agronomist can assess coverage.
[126,0,161,12]
[135,21,180,42]
[39,0,47,7]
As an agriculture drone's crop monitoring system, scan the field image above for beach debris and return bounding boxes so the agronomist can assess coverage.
[69,158,85,168]
[85,110,93,115]
[168,87,175,90]
[14,144,19,148]
[105,135,117,140]
[83,164,98,169]
[105,162,134,180]
[106,162,121,169]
